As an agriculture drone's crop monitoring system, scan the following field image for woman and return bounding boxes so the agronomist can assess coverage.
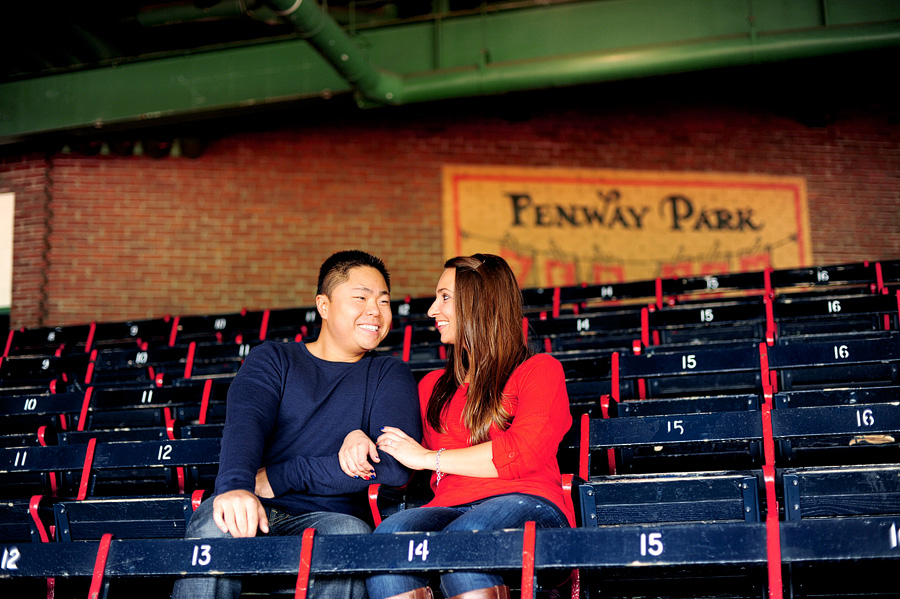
[340,253,574,599]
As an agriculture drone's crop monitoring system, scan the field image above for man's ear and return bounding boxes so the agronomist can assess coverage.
[315,294,329,321]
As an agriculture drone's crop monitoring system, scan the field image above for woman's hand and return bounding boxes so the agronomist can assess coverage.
[377,426,430,471]
[338,429,379,479]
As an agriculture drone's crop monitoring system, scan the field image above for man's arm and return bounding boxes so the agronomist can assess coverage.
[265,359,422,495]
[212,343,283,536]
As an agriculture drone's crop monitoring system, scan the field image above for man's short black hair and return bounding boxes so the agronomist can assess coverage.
[317,250,391,297]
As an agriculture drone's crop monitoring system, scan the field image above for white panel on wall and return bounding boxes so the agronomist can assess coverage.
[0,192,14,310]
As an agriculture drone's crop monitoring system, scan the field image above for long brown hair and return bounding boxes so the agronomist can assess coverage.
[425,253,532,445]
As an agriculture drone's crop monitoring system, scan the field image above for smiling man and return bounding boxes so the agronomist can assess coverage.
[173,250,422,599]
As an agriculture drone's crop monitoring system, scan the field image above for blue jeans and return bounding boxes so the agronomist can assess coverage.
[366,494,569,599]
[171,496,371,599]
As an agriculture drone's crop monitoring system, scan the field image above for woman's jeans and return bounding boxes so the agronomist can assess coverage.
[171,496,371,599]
[366,494,570,599]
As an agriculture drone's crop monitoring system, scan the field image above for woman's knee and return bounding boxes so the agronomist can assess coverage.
[444,495,567,533]
[374,507,460,535]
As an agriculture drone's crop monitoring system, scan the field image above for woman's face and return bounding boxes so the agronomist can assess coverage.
[427,268,456,345]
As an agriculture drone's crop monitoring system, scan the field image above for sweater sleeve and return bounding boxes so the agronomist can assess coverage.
[266,358,422,495]
[490,355,572,480]
[214,343,283,495]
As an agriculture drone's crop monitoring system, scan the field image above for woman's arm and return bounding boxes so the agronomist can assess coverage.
[376,426,499,478]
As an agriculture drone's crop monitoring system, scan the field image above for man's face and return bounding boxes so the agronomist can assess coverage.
[316,266,392,360]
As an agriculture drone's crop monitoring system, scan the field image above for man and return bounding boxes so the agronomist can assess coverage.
[172,250,422,599]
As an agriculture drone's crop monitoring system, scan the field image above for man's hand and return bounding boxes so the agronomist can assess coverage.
[256,467,274,499]
[213,489,269,538]
[338,429,379,479]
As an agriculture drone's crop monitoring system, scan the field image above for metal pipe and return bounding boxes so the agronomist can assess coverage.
[265,0,401,104]
[396,22,900,104]
[265,0,900,108]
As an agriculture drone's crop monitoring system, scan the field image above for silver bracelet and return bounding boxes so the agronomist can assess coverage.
[435,448,446,486]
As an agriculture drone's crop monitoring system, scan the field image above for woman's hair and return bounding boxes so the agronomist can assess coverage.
[425,253,532,445]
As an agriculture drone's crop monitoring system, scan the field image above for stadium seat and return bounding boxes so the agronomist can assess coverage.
[765,331,900,391]
[612,342,763,400]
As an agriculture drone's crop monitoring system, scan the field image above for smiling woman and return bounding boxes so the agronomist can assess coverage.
[352,254,574,599]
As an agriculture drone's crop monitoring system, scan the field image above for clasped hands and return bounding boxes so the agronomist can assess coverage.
[213,427,423,538]
[338,426,427,478]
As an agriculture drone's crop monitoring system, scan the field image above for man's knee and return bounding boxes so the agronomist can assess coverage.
[313,512,372,536]
[184,497,231,539]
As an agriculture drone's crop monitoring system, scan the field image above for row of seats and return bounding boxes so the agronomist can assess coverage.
[3,287,897,396]
[2,259,899,598]
[4,259,899,360]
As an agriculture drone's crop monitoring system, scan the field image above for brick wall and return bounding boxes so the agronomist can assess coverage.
[3,78,899,329]
[0,154,52,328]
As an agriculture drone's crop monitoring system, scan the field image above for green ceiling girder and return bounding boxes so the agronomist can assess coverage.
[2,0,900,144]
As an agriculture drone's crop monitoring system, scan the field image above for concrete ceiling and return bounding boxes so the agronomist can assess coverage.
[1,0,899,149]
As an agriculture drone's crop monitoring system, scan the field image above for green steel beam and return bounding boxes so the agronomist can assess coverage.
[1,0,899,144]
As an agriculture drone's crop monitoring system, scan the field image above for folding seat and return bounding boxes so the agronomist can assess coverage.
[772,290,898,339]
[59,427,173,445]
[53,493,202,542]
[613,342,763,400]
[574,470,767,599]
[573,408,769,599]
[3,324,91,358]
[771,384,900,409]
[575,470,761,527]
[0,437,220,499]
[375,324,443,363]
[0,430,48,449]
[661,270,766,302]
[526,308,642,354]
[766,330,900,391]
[576,398,765,476]
[80,316,174,352]
[778,463,900,598]
[782,463,900,522]
[770,390,900,467]
[391,295,435,324]
[0,353,91,393]
[178,422,225,439]
[71,379,228,431]
[85,344,193,387]
[558,279,658,311]
[185,340,258,378]
[366,474,581,599]
[409,359,448,382]
[260,306,321,342]
[0,527,564,599]
[880,258,900,290]
[1,440,215,597]
[553,350,613,410]
[0,389,85,437]
[644,298,767,347]
[0,497,51,544]
[169,310,266,346]
[770,261,880,297]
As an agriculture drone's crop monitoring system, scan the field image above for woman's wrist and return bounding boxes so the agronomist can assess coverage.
[423,450,437,471]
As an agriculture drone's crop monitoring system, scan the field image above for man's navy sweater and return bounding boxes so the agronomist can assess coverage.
[214,341,422,519]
